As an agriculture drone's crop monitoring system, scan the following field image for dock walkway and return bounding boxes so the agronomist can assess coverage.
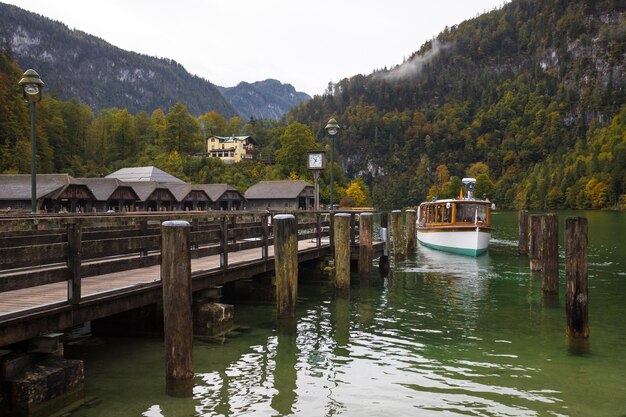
[0,211,382,347]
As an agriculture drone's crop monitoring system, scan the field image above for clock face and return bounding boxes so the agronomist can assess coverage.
[308,153,324,169]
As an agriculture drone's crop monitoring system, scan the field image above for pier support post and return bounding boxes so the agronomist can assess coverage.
[541,214,559,295]
[566,217,589,338]
[405,209,416,255]
[274,214,298,318]
[334,213,351,291]
[391,210,406,261]
[139,220,148,256]
[220,216,229,270]
[518,210,529,256]
[161,220,193,397]
[379,212,390,275]
[67,223,82,305]
[358,212,373,278]
[529,214,542,272]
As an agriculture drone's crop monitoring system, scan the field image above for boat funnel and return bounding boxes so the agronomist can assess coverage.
[461,178,476,199]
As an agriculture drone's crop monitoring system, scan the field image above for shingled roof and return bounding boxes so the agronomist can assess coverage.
[0,174,88,200]
[209,135,258,145]
[162,183,211,202]
[79,177,139,201]
[105,166,185,184]
[244,180,313,200]
[194,184,241,201]
[124,181,175,202]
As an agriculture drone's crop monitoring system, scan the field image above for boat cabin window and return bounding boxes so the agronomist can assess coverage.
[420,203,453,224]
[455,203,487,223]
[444,204,452,222]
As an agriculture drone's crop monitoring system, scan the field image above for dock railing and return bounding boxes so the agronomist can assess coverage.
[0,211,332,314]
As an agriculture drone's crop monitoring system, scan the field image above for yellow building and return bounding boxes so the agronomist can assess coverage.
[205,135,257,163]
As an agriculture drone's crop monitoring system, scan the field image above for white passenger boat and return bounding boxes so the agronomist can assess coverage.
[416,178,493,256]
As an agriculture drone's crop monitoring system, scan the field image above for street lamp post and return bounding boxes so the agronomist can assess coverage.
[19,69,45,213]
[325,118,340,255]
[324,118,340,212]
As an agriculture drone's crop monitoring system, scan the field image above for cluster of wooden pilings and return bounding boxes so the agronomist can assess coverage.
[160,210,416,396]
[518,211,589,340]
[379,209,416,267]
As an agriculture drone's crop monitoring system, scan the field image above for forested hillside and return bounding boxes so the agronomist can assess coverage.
[1,0,624,210]
[0,48,337,200]
[289,0,625,209]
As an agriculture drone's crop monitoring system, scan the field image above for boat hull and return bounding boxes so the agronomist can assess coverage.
[416,227,491,256]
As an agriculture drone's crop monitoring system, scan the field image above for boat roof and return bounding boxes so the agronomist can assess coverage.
[419,198,490,205]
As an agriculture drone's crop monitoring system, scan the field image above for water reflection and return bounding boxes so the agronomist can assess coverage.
[271,320,297,415]
[67,211,626,416]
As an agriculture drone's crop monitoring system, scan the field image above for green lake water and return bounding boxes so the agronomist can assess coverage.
[65,210,626,417]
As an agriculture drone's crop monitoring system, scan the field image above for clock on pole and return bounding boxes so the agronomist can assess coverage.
[307,151,325,210]
[307,151,325,170]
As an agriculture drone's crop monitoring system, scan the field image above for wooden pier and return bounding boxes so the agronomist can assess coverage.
[0,211,383,348]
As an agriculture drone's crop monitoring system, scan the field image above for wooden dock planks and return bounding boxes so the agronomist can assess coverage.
[0,239,317,318]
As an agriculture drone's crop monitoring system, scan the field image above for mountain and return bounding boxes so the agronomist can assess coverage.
[289,0,625,209]
[219,79,310,120]
[0,2,236,117]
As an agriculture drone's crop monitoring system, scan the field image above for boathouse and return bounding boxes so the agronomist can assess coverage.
[244,180,315,210]
[124,181,177,211]
[195,184,245,210]
[79,177,140,212]
[0,174,95,213]
[162,183,211,211]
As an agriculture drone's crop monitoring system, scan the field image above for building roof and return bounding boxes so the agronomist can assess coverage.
[208,135,258,146]
[161,183,210,202]
[194,184,242,201]
[105,166,185,184]
[79,177,139,201]
[244,180,313,200]
[124,181,175,201]
[0,174,86,200]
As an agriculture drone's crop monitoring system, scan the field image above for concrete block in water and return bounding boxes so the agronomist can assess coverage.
[194,303,234,336]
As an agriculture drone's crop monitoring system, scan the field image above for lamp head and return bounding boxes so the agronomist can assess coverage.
[19,69,45,102]
[325,118,340,136]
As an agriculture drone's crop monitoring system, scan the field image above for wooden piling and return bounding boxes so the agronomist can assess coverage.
[274,214,298,318]
[391,210,406,261]
[220,216,229,270]
[541,214,559,295]
[262,213,270,261]
[358,212,373,278]
[334,213,351,291]
[529,214,542,272]
[161,220,193,397]
[518,210,529,256]
[379,212,389,275]
[405,209,417,254]
[67,223,82,305]
[566,217,589,338]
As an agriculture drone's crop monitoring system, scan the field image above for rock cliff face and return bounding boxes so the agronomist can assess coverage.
[0,3,311,119]
[219,79,311,120]
[1,3,235,116]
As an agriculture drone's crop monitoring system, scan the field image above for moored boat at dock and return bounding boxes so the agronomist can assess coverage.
[416,178,493,256]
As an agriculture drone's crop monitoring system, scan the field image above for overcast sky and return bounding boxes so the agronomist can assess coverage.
[5,0,508,96]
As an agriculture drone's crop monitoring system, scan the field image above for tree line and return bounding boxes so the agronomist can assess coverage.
[0,50,372,208]
[2,0,624,210]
